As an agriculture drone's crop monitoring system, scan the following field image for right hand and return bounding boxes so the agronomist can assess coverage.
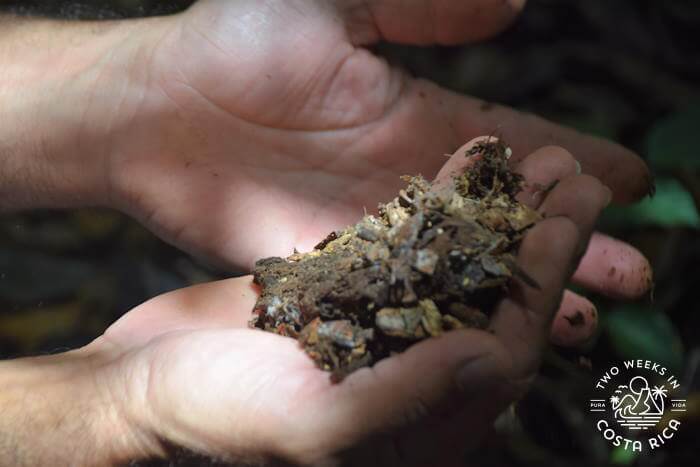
[5,0,652,345]
[97,0,651,278]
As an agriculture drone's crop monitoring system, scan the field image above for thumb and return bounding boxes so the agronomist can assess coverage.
[322,330,514,462]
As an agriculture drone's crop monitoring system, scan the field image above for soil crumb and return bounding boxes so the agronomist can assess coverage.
[250,140,541,381]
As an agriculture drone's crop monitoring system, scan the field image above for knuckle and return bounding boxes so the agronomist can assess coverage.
[539,145,575,162]
[537,145,579,174]
[569,174,610,207]
[519,145,580,185]
[574,173,605,191]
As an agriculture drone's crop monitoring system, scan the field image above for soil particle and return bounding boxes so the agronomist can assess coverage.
[564,310,586,327]
[250,140,542,380]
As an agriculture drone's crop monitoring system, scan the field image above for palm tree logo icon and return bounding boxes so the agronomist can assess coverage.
[611,376,667,430]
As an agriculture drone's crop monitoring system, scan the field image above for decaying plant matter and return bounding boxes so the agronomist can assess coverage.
[250,140,542,381]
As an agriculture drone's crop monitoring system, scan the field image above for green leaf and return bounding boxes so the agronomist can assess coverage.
[610,445,638,465]
[600,177,699,228]
[604,305,684,374]
[647,105,700,170]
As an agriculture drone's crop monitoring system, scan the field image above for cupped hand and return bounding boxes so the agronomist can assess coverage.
[87,145,610,466]
[102,0,651,320]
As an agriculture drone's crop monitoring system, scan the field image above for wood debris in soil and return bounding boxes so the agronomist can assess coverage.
[250,140,542,381]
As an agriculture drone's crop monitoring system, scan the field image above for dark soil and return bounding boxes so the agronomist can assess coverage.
[251,140,541,380]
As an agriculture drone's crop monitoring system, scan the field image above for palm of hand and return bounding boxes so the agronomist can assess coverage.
[99,135,616,464]
[111,1,651,313]
[100,277,516,465]
[114,0,464,269]
[72,2,655,463]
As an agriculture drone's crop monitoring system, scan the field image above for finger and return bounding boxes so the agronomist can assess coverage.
[549,290,598,348]
[339,0,527,45]
[102,277,259,347]
[537,174,612,252]
[409,81,651,203]
[458,100,651,204]
[572,233,654,299]
[433,135,491,188]
[514,146,580,208]
[490,216,580,377]
[324,330,513,465]
[435,140,581,208]
[434,142,604,349]
[426,85,653,204]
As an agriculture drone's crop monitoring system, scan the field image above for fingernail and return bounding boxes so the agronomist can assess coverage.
[574,159,582,175]
[647,172,657,198]
[603,186,613,206]
[456,354,503,396]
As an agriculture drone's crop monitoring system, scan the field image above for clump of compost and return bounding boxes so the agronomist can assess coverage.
[251,140,541,381]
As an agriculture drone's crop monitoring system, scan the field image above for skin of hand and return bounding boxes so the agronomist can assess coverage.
[0,1,653,325]
[0,144,612,467]
[0,3,657,465]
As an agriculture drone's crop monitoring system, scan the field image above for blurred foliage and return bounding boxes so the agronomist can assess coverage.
[611,445,639,466]
[604,305,684,374]
[1,0,699,466]
[647,104,700,171]
[602,178,700,228]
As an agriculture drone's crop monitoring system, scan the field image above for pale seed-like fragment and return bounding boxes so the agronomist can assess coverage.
[414,248,439,275]
[419,299,443,337]
[376,307,425,338]
[318,320,366,349]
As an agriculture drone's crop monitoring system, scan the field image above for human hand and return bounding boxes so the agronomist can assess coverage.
[65,144,607,467]
[0,145,609,466]
[99,0,652,311]
[0,1,652,345]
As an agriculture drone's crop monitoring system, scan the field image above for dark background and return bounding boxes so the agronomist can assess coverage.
[0,1,698,466]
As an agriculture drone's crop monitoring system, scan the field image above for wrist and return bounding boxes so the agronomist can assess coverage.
[0,15,173,211]
[0,349,160,466]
